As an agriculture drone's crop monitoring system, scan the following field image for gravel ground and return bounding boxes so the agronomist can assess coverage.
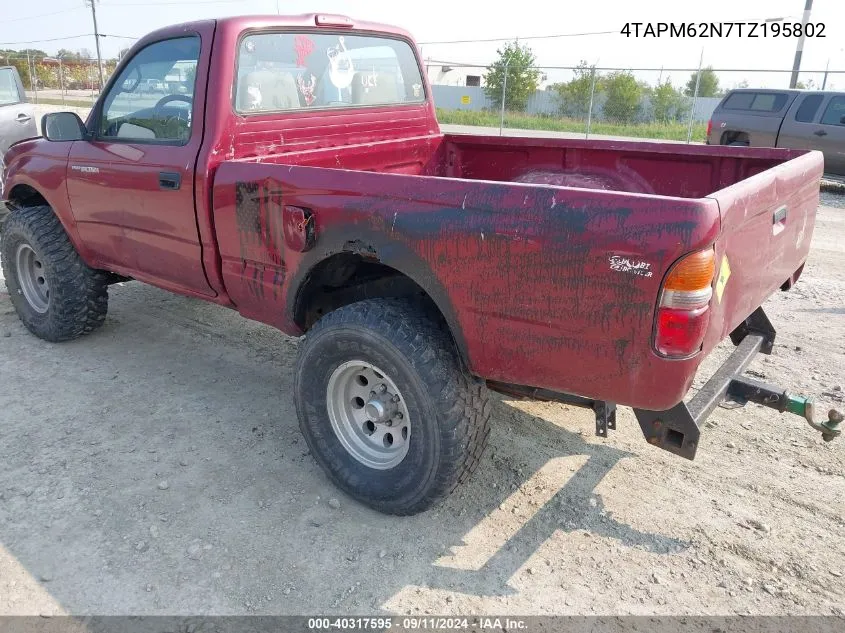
[0,199,843,617]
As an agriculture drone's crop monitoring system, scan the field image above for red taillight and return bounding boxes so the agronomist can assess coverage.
[654,248,716,358]
[655,307,710,357]
[706,119,713,139]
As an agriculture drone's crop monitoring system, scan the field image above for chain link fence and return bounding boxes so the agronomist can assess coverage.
[7,50,845,144]
[0,53,119,107]
[426,62,845,142]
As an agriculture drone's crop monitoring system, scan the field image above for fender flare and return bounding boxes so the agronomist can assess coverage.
[287,228,471,368]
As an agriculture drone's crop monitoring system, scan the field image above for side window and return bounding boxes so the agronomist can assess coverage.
[723,92,755,110]
[723,92,787,113]
[0,68,22,106]
[99,37,200,143]
[820,96,845,127]
[794,94,823,122]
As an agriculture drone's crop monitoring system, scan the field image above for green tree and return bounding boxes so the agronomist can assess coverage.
[553,60,600,118]
[603,70,643,123]
[34,63,57,89]
[684,66,721,97]
[483,41,541,112]
[652,78,684,122]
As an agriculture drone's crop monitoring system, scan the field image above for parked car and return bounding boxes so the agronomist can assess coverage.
[707,88,845,176]
[0,66,38,156]
[137,78,166,94]
[1,15,840,515]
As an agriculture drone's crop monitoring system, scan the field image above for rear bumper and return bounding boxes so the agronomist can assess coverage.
[634,330,767,458]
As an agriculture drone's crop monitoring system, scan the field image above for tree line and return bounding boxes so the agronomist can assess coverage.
[482,42,722,123]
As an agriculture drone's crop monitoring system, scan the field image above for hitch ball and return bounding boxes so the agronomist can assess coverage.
[804,399,842,442]
[822,409,844,442]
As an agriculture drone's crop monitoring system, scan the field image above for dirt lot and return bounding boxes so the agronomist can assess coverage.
[0,194,843,617]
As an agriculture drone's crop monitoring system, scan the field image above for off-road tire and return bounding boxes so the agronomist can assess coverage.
[1,205,108,342]
[295,298,492,515]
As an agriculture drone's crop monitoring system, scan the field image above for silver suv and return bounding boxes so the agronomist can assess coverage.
[0,66,37,157]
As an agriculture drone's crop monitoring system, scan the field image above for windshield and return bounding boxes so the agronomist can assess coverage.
[235,31,425,113]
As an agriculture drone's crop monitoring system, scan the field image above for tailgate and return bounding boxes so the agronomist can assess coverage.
[703,149,823,350]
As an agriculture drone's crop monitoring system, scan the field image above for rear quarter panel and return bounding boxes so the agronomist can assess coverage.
[212,161,721,410]
[712,110,781,146]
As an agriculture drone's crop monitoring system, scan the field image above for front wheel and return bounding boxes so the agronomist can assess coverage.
[295,299,492,515]
[1,205,108,342]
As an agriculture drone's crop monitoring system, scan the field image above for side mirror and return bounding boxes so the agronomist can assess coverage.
[42,112,88,142]
[840,115,845,125]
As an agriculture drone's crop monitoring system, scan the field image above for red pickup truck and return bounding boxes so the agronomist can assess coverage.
[1,14,840,514]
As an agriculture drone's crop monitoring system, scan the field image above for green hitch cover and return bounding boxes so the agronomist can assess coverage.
[786,394,810,417]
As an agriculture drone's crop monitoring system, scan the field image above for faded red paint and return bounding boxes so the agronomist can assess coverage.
[1,14,823,412]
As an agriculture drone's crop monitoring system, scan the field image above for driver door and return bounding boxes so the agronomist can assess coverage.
[66,33,214,295]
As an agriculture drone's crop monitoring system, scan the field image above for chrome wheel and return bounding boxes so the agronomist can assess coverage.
[326,361,411,470]
[15,243,49,314]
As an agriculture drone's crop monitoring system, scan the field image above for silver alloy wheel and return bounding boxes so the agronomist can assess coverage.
[15,243,50,314]
[326,360,411,470]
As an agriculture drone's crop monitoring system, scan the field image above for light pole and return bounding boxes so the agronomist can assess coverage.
[790,0,813,88]
[58,55,65,104]
[84,0,106,90]
[499,54,511,136]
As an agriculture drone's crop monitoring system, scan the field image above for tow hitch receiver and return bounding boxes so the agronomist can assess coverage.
[634,308,842,459]
[728,376,843,442]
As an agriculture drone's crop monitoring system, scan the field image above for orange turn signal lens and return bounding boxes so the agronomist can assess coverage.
[664,249,716,292]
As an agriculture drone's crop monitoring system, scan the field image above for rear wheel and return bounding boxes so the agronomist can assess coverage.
[1,205,108,342]
[295,298,492,515]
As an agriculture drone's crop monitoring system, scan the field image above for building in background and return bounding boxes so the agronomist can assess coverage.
[424,61,483,87]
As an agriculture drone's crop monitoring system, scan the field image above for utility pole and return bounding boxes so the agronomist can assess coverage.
[85,0,106,90]
[789,0,813,88]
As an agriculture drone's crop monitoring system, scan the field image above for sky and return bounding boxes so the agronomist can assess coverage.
[2,0,844,89]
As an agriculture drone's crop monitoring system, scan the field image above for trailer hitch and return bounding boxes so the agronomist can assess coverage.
[633,308,841,459]
[489,308,839,459]
[725,375,842,442]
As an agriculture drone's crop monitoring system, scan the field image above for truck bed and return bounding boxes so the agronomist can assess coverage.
[212,134,823,410]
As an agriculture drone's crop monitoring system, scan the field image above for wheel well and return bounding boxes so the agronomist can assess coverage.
[720,130,750,146]
[7,184,49,209]
[294,252,465,358]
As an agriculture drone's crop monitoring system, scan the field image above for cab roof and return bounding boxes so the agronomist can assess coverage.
[136,13,417,46]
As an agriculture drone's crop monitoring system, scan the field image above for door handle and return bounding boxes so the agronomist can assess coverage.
[158,171,181,190]
[15,113,31,123]
[813,129,828,137]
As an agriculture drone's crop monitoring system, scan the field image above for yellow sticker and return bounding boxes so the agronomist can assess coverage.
[715,254,731,303]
